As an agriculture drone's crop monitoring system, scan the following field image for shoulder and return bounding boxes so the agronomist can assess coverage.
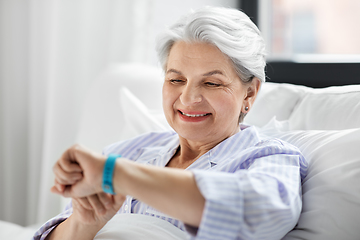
[254,138,302,156]
[242,130,308,179]
[240,124,303,156]
[215,125,307,172]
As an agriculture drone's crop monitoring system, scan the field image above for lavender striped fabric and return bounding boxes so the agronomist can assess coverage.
[33,125,307,240]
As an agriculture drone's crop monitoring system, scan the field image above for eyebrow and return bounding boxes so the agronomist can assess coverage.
[203,70,225,77]
[166,69,182,75]
[166,69,225,77]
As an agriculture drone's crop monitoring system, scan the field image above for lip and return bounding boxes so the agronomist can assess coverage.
[177,109,211,122]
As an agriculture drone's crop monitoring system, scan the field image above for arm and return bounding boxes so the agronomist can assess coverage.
[188,152,306,239]
[113,159,205,226]
[44,213,99,240]
[52,144,205,227]
[45,194,126,240]
[34,194,125,240]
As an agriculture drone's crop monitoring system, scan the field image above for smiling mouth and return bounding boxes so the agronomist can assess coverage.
[178,110,211,117]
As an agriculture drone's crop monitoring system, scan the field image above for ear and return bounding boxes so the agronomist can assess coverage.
[242,78,261,113]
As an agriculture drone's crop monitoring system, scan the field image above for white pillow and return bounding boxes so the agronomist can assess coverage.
[95,214,188,240]
[76,63,165,152]
[258,119,360,240]
[289,86,360,130]
[120,87,169,140]
[245,82,308,127]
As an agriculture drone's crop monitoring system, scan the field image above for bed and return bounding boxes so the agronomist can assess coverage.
[1,63,360,240]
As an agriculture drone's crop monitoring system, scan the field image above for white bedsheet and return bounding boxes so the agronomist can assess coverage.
[95,214,188,240]
[0,214,189,240]
[0,220,37,240]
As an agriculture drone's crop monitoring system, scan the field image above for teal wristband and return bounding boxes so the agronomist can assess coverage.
[102,154,121,195]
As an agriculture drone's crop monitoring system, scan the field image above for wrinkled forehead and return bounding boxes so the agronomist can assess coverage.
[166,41,242,82]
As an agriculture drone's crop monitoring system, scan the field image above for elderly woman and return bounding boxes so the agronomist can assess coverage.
[34,6,307,240]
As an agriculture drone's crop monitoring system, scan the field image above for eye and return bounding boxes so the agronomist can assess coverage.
[169,79,185,84]
[205,82,221,87]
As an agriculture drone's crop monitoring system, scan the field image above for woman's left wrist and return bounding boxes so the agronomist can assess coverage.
[102,154,122,194]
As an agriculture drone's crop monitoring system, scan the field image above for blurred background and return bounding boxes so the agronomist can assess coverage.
[263,0,360,57]
[0,0,359,227]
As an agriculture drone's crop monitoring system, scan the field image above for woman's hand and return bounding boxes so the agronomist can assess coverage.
[45,193,126,240]
[72,193,126,227]
[47,145,127,240]
[51,144,105,198]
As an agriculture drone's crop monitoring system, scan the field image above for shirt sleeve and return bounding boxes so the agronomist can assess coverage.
[188,148,306,240]
[32,202,73,240]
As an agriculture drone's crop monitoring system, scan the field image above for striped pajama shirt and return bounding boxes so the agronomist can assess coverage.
[33,125,307,240]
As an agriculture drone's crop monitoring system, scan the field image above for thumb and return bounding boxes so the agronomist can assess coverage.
[50,185,61,195]
[50,185,69,197]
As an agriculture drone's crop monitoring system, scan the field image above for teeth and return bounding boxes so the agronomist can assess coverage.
[181,112,208,117]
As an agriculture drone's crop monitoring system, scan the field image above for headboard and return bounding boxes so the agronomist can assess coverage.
[266,61,360,88]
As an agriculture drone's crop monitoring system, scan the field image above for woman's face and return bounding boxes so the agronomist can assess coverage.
[162,41,257,145]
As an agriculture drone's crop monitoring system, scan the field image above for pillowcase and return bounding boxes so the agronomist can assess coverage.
[258,119,360,239]
[120,87,169,140]
[95,214,187,240]
[288,86,360,130]
[76,63,165,152]
[76,86,168,152]
[245,82,308,127]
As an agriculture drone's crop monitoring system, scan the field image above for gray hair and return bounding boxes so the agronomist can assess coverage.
[156,6,266,83]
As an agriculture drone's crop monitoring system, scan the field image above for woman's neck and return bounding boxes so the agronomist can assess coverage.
[166,134,230,169]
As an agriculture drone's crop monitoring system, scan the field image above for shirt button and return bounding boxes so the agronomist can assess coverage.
[124,204,129,211]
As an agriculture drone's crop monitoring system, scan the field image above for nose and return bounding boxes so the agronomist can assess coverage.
[179,83,203,106]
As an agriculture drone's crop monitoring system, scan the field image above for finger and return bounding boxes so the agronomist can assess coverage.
[77,197,93,210]
[54,179,65,193]
[58,153,83,173]
[87,194,106,215]
[50,181,73,200]
[62,184,80,198]
[50,179,66,196]
[53,162,83,185]
[71,198,92,213]
[50,185,63,195]
[97,192,113,210]
[57,144,106,197]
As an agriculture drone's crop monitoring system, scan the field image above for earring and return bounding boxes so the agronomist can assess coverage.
[245,106,249,111]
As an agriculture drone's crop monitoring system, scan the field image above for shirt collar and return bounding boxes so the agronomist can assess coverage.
[150,124,260,170]
[206,124,260,166]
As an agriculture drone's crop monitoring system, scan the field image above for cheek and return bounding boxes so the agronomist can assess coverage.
[162,84,177,111]
[208,91,242,116]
